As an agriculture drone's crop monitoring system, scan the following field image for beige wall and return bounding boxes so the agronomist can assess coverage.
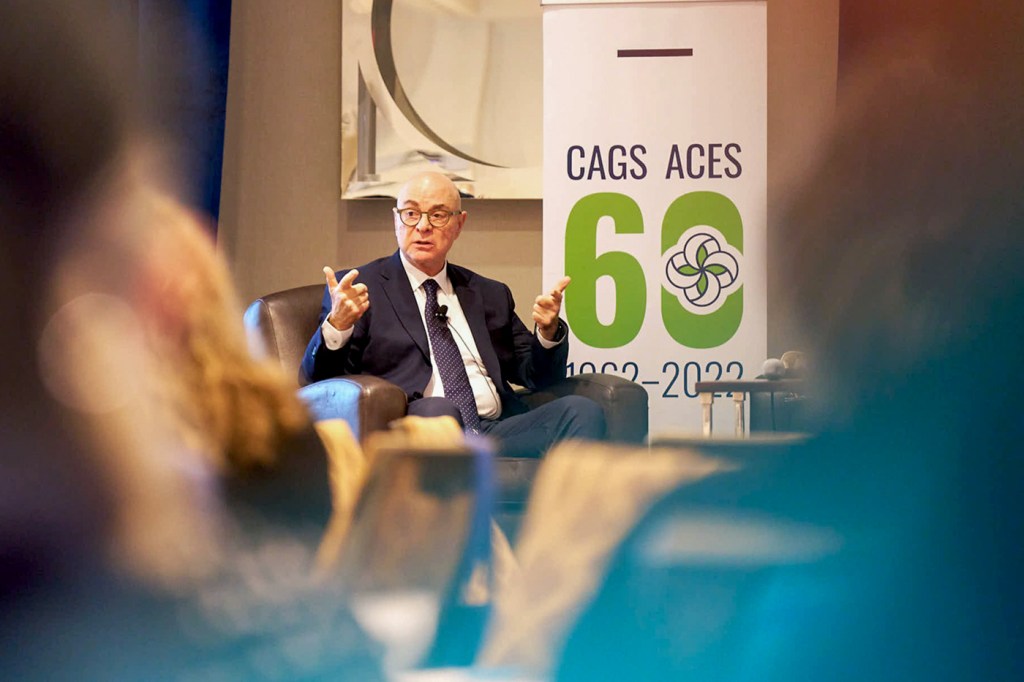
[220,0,838,355]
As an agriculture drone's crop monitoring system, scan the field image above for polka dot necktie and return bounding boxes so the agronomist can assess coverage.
[422,279,481,432]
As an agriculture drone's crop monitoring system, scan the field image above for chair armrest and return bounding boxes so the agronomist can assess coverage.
[297,375,407,442]
[520,373,649,444]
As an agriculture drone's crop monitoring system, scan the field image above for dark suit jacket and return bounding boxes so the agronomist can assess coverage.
[300,251,568,417]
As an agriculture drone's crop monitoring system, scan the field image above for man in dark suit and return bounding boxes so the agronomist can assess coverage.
[301,171,604,456]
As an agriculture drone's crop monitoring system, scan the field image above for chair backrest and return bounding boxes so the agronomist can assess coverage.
[244,283,324,385]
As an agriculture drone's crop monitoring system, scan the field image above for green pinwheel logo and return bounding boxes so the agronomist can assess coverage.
[662,227,741,315]
[660,191,744,349]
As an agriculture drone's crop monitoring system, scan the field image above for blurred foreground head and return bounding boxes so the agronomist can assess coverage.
[1,0,137,595]
[0,3,374,678]
[2,0,307,583]
[780,1,1024,438]
[0,0,133,364]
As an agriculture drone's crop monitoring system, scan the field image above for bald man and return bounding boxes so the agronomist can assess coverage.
[301,172,604,456]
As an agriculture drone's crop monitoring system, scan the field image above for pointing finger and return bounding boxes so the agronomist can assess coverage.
[550,276,571,302]
[339,269,360,289]
[323,266,339,289]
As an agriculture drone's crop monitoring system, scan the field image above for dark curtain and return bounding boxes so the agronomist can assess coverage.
[128,0,232,228]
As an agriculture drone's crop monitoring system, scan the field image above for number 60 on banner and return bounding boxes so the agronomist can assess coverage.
[564,191,745,350]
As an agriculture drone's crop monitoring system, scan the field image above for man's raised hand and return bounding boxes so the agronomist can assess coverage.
[324,266,369,331]
[533,276,571,341]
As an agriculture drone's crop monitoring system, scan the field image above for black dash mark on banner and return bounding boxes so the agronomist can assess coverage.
[618,48,693,58]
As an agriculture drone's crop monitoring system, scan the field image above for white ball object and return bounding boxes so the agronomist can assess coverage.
[761,358,786,380]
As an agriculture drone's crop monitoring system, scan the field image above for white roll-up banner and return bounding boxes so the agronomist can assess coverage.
[543,0,767,437]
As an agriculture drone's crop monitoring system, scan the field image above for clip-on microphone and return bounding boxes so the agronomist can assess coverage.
[434,304,449,321]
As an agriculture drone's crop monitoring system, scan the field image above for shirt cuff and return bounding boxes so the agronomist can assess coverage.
[536,325,565,349]
[321,318,352,350]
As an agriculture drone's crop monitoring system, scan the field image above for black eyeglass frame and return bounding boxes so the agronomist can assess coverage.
[393,207,464,228]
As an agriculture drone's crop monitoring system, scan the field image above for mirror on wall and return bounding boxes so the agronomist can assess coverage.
[341,0,542,199]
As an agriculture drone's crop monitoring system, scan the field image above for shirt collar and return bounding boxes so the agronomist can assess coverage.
[399,251,451,295]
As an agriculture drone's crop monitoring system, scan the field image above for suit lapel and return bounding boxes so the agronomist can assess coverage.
[379,251,430,361]
[451,265,504,387]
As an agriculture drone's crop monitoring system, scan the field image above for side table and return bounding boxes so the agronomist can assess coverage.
[694,379,806,437]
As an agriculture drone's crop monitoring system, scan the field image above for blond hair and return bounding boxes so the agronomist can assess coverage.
[44,171,315,586]
[140,190,310,472]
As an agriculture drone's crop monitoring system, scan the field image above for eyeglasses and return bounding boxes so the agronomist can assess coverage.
[393,207,463,229]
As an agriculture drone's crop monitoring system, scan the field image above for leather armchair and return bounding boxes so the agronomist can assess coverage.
[244,283,650,503]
